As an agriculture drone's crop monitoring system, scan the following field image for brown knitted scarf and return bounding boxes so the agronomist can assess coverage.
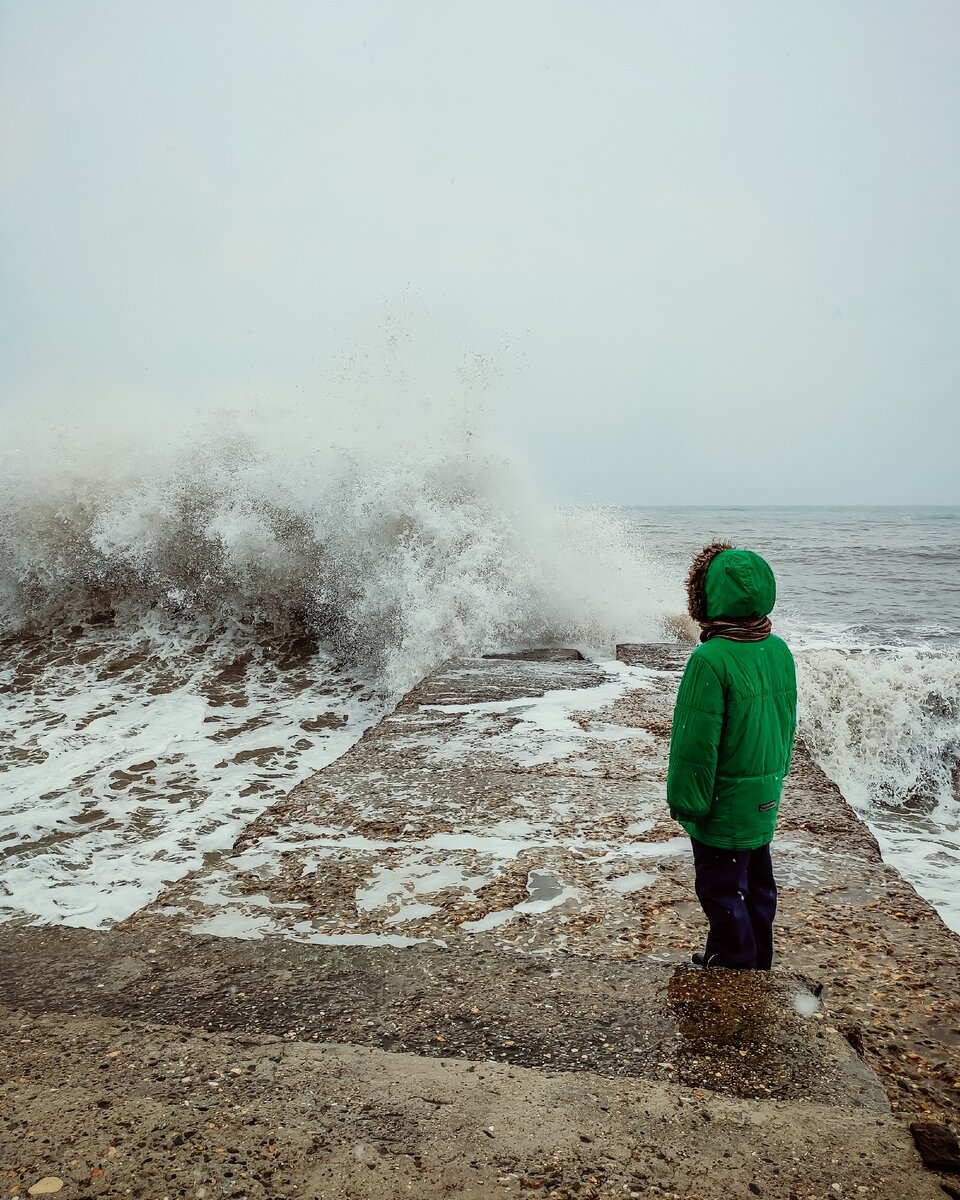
[700,616,772,643]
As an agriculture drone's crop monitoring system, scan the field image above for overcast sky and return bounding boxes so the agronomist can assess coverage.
[2,1,958,504]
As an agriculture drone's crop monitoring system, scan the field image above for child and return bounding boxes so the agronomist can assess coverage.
[667,543,797,970]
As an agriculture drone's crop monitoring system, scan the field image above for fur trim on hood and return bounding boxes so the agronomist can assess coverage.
[686,541,734,623]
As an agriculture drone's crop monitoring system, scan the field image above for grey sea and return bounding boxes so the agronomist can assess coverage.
[628,505,960,649]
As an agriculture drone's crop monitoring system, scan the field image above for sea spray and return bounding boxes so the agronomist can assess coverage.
[0,398,672,694]
[0,382,676,925]
[797,648,960,815]
[796,646,960,931]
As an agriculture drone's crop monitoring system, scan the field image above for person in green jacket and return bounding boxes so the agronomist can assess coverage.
[667,542,797,970]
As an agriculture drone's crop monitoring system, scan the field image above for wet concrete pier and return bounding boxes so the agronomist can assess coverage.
[2,646,959,1199]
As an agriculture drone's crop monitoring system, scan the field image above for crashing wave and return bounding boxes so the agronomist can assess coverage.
[797,647,960,812]
[0,400,673,695]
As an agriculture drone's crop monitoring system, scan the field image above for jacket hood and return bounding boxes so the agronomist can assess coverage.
[704,549,776,620]
[686,543,777,621]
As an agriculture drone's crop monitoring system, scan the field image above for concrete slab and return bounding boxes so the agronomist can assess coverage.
[1,1005,943,1200]
[3,645,960,1199]
[0,925,884,1109]
[117,649,960,1130]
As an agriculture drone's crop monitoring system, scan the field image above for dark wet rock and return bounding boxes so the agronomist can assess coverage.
[843,1024,867,1058]
[910,1122,960,1172]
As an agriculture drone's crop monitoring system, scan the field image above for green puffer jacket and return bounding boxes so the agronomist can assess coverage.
[667,549,797,850]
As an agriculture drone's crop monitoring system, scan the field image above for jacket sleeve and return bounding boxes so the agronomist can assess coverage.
[784,708,797,776]
[667,652,725,822]
[783,650,798,776]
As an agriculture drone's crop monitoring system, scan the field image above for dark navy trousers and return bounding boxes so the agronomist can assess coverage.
[691,837,777,970]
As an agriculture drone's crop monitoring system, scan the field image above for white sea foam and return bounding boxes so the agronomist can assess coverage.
[419,660,657,768]
[0,396,673,695]
[797,647,960,931]
[797,649,960,812]
[604,870,657,894]
[0,620,383,926]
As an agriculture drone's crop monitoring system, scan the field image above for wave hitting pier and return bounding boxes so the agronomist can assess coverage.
[2,645,959,1199]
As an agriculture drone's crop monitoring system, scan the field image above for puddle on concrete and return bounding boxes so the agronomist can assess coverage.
[526,870,564,905]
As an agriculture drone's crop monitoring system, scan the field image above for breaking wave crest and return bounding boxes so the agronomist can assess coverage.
[796,646,960,931]
[797,648,960,813]
[0,400,670,694]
